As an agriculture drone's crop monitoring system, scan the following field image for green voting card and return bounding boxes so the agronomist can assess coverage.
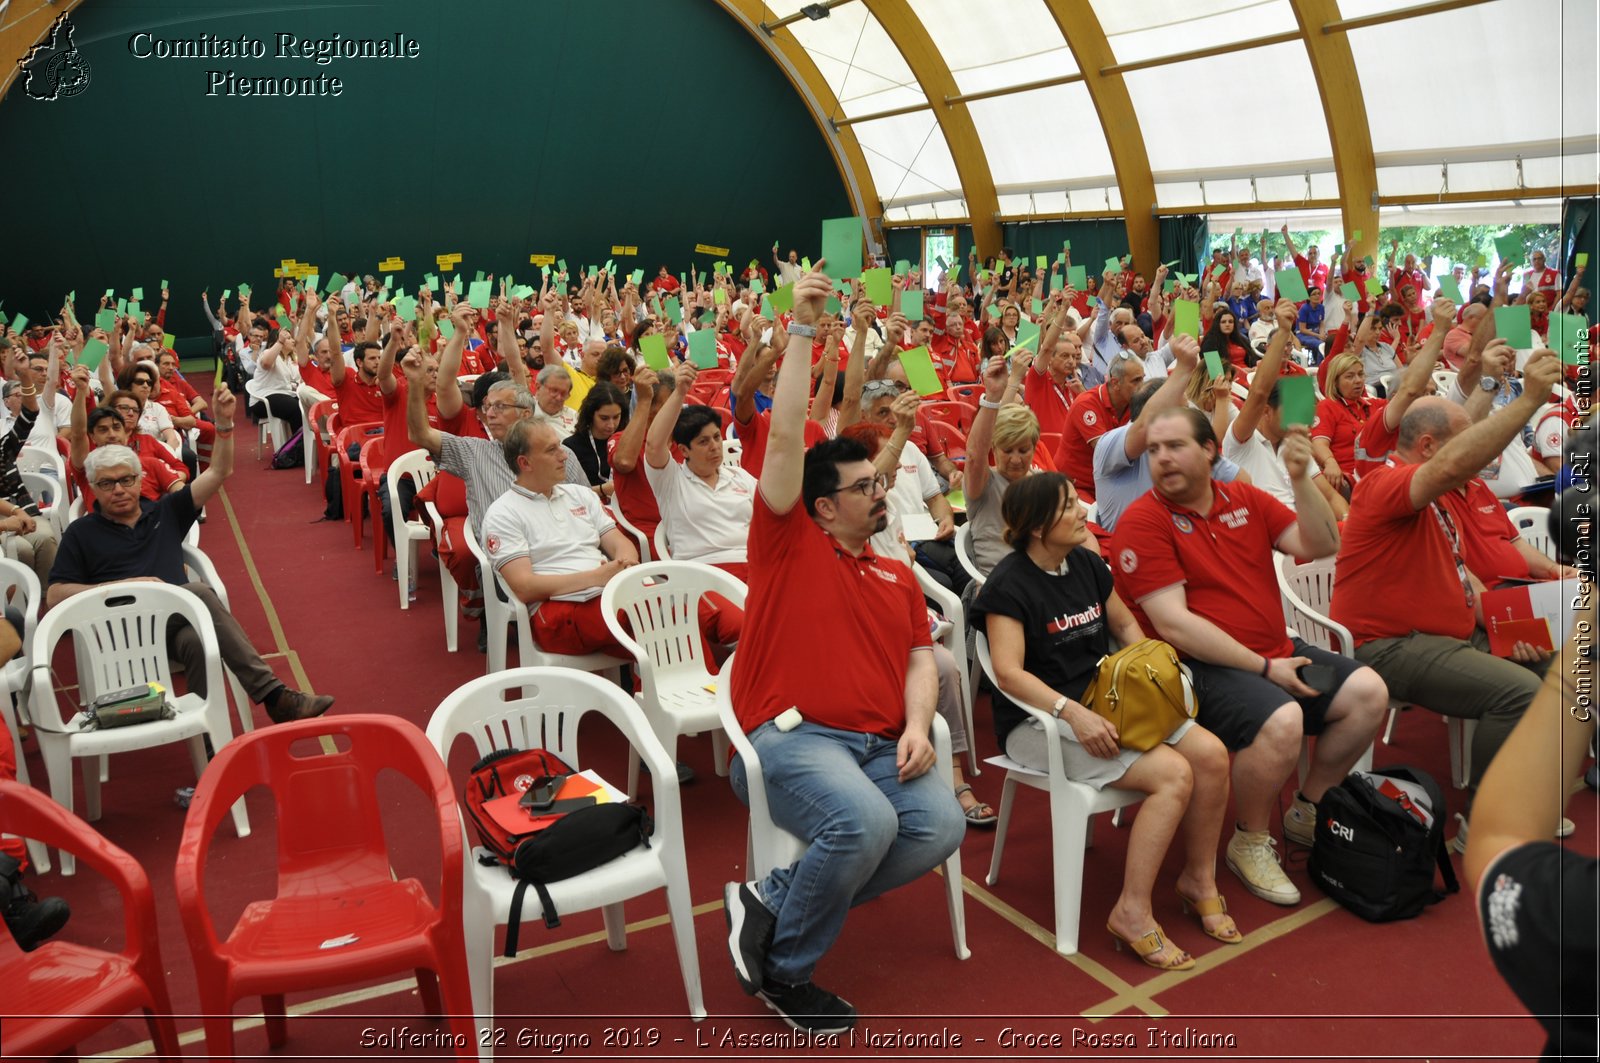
[1546,312,1587,365]
[1365,276,1383,296]
[467,280,492,307]
[1203,350,1224,380]
[1104,256,1123,275]
[630,269,645,286]
[714,288,727,306]
[1350,229,1362,244]
[1032,298,1044,315]
[895,259,911,276]
[820,217,863,279]
[393,294,417,320]
[8,313,27,334]
[1173,299,1201,338]
[862,267,892,305]
[78,338,109,371]
[95,309,116,333]
[1275,268,1309,303]
[1494,304,1533,348]
[662,297,682,325]
[1578,253,1589,268]
[327,273,347,295]
[760,296,774,318]
[687,329,719,368]
[1278,375,1316,427]
[750,278,766,295]
[769,283,795,315]
[1016,318,1041,351]
[1435,275,1464,304]
[825,295,841,316]
[897,345,944,396]
[1341,282,1360,302]
[436,318,454,340]
[638,334,670,370]
[1035,255,1047,272]
[131,287,144,301]
[1493,234,1521,266]
[901,291,925,321]
[1067,265,1087,291]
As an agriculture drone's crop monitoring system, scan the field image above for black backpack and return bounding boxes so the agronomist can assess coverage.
[270,428,305,469]
[1308,765,1459,922]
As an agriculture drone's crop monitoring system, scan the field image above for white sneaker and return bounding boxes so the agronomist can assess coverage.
[1226,829,1301,905]
[1283,793,1317,847]
[1450,813,1575,855]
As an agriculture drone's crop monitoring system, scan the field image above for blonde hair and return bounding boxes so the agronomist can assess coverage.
[1185,362,1233,409]
[992,404,1040,451]
[1323,353,1364,397]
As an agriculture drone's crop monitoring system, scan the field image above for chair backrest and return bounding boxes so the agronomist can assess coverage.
[601,561,747,690]
[181,544,231,609]
[1273,551,1353,653]
[30,582,222,728]
[0,557,40,665]
[922,401,973,433]
[954,523,985,586]
[386,448,439,520]
[175,715,460,944]
[309,399,337,441]
[16,444,62,479]
[947,383,983,406]
[426,668,679,831]
[722,437,743,469]
[1507,505,1554,561]
[928,419,967,463]
[18,471,64,538]
[652,522,673,560]
[714,652,787,869]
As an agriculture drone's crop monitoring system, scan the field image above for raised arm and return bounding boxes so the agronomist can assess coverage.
[645,363,693,470]
[1121,334,1198,459]
[434,303,475,419]
[66,365,92,470]
[610,367,658,475]
[731,327,779,425]
[189,386,237,510]
[962,353,1018,503]
[758,269,832,514]
[375,309,403,397]
[1382,297,1455,430]
[402,349,443,459]
[836,297,872,431]
[1233,301,1296,443]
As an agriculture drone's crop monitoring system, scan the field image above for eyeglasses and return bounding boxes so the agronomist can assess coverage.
[861,381,904,397]
[113,405,140,414]
[481,402,520,414]
[92,474,141,491]
[831,473,890,498]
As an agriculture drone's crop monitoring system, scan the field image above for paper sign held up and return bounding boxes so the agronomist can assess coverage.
[687,329,719,369]
[638,334,670,370]
[1547,313,1588,365]
[1494,304,1534,349]
[1274,268,1309,303]
[662,297,683,325]
[1278,375,1316,427]
[898,346,944,396]
[1067,265,1087,291]
[862,267,893,305]
[78,338,110,371]
[820,217,863,280]
[901,291,925,320]
[467,280,492,308]
[1173,299,1201,339]
[1203,350,1224,380]
[768,283,795,315]
[1434,275,1464,304]
[694,243,730,257]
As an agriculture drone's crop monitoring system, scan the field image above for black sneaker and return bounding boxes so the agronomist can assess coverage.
[757,978,857,1034]
[723,881,776,996]
[4,891,70,952]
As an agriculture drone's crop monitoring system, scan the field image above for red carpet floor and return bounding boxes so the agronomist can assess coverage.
[9,428,1594,1061]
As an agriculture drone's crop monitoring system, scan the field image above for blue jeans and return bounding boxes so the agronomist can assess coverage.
[730,720,964,984]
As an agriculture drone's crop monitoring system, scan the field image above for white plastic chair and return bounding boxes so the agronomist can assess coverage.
[652,523,674,561]
[182,543,257,738]
[609,504,652,562]
[1506,505,1555,562]
[19,470,66,541]
[974,632,1142,955]
[426,667,704,1049]
[256,414,291,460]
[714,652,970,961]
[27,582,249,874]
[464,530,624,686]
[422,500,461,653]
[954,522,985,587]
[602,561,741,798]
[1274,553,1429,783]
[0,558,49,872]
[912,561,979,775]
[16,443,64,482]
[1431,369,1457,396]
[386,449,440,611]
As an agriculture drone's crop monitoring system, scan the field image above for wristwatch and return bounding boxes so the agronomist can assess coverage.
[786,322,818,338]
[1479,376,1499,392]
[1050,695,1069,719]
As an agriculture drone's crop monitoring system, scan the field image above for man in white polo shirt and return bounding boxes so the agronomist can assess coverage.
[481,418,636,655]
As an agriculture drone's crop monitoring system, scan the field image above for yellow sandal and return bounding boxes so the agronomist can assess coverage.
[1107,923,1194,971]
[1177,891,1244,945]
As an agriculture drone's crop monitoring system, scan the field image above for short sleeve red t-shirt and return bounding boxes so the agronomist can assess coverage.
[1312,394,1384,472]
[1445,477,1530,584]
[1024,368,1075,437]
[1054,385,1126,498]
[335,369,385,425]
[733,410,828,480]
[379,379,473,473]
[1352,409,1400,481]
[607,432,661,550]
[1109,480,1299,659]
[730,491,931,736]
[1329,461,1475,645]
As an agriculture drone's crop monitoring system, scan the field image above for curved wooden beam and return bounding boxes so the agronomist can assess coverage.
[858,0,1001,259]
[1289,0,1378,262]
[1039,0,1159,275]
[711,0,883,226]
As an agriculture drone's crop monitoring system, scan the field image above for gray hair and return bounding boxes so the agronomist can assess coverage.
[536,364,572,388]
[486,381,533,411]
[500,417,553,474]
[84,445,142,482]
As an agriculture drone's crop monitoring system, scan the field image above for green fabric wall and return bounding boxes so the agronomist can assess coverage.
[0,0,849,345]
[1000,219,1131,279]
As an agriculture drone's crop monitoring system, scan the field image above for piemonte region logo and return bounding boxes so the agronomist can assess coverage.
[19,14,92,101]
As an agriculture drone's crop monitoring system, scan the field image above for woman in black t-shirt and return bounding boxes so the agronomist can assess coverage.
[972,472,1236,971]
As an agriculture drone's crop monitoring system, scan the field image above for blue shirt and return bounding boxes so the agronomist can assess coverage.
[1091,423,1243,534]
[1297,303,1326,333]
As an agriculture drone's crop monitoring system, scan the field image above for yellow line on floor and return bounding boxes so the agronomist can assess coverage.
[957,875,1168,1018]
[90,900,728,1059]
[216,486,313,693]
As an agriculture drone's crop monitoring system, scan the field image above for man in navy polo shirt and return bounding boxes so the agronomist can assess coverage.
[47,385,331,725]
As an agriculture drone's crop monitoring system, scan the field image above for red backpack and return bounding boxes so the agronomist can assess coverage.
[462,747,575,864]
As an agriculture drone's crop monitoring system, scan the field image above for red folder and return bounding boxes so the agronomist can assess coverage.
[482,773,606,836]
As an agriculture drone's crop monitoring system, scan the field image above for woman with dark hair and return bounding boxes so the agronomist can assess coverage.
[981,325,1009,370]
[1200,307,1250,371]
[563,382,627,499]
[596,348,637,414]
[972,472,1236,971]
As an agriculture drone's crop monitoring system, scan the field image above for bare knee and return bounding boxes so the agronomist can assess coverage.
[1145,745,1193,800]
[1332,667,1389,732]
[1250,704,1304,760]
[1184,727,1231,782]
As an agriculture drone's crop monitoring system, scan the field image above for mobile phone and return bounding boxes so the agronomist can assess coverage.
[1299,664,1337,694]
[519,774,566,812]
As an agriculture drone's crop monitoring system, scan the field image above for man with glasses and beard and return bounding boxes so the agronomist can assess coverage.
[720,267,964,1035]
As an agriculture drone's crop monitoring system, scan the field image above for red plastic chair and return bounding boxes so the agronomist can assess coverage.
[358,435,393,568]
[174,714,475,1059]
[927,419,967,465]
[946,383,984,406]
[0,780,180,1061]
[308,399,339,486]
[333,422,383,545]
[693,368,733,387]
[921,400,975,434]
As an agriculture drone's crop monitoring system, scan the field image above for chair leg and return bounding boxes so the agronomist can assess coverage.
[711,729,730,778]
[1382,704,1400,745]
[372,491,389,572]
[602,902,627,950]
[1052,796,1092,956]
[431,951,482,1058]
[464,904,496,1060]
[202,1011,238,1059]
[985,774,1019,887]
[1448,717,1475,789]
[263,994,288,1048]
[83,751,103,822]
[144,1007,182,1061]
[941,853,971,960]
[661,863,707,1020]
[39,739,75,875]
[440,563,459,653]
[625,746,641,801]
[399,539,415,610]
[227,670,255,734]
[416,968,443,1018]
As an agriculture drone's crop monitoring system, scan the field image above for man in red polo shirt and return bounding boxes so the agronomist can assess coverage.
[1350,296,1455,480]
[721,268,962,1035]
[1025,310,1086,437]
[1330,349,1566,830]
[1521,250,1561,303]
[1111,407,1386,906]
[1283,226,1329,294]
[1053,351,1143,500]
